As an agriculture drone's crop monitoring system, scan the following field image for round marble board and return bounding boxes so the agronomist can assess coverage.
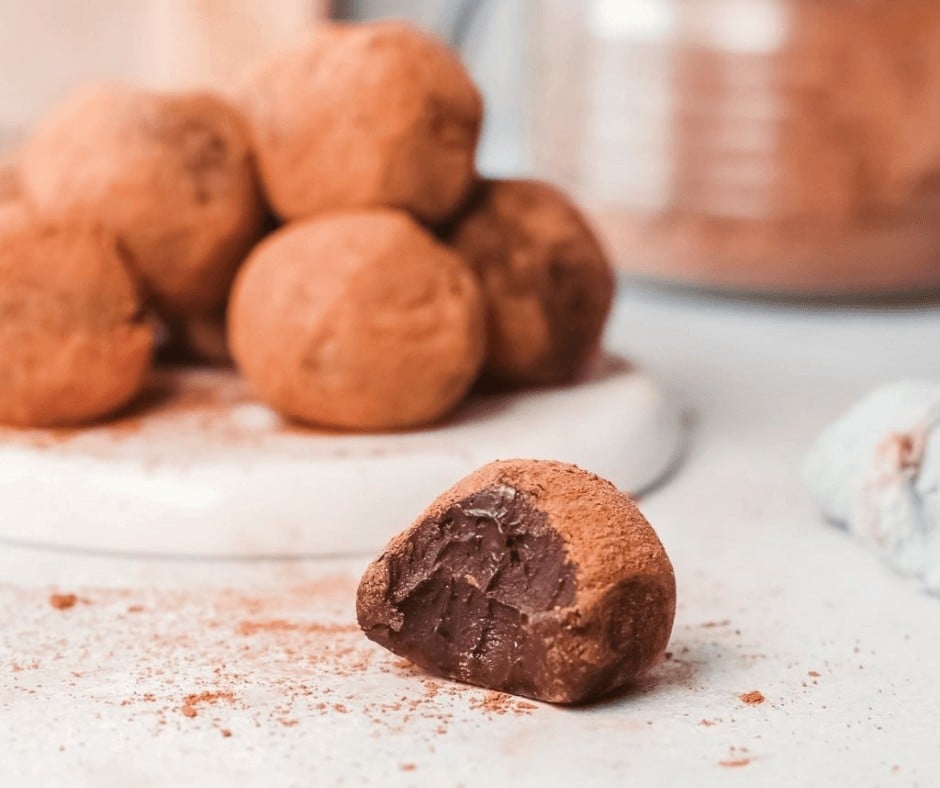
[0,356,685,558]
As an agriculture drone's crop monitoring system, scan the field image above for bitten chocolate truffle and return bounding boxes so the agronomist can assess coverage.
[0,220,154,427]
[357,459,676,704]
[21,84,265,318]
[229,210,485,430]
[240,21,482,223]
[449,179,615,386]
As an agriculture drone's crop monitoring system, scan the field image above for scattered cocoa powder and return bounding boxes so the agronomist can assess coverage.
[719,758,751,768]
[9,573,551,747]
[468,691,537,716]
[180,691,236,719]
[400,764,416,772]
[49,593,77,610]
[808,671,821,678]
[740,691,766,705]
[701,620,730,628]
[238,619,358,636]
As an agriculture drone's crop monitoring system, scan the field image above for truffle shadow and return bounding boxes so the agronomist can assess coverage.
[374,638,721,711]
[562,638,727,711]
[443,352,634,430]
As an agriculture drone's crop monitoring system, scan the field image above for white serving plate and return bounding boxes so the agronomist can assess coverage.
[0,355,685,558]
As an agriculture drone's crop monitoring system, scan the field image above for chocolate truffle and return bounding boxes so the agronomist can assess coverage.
[21,84,265,318]
[0,220,154,427]
[357,459,676,704]
[449,179,615,386]
[240,21,482,224]
[229,210,485,430]
[0,159,21,205]
[0,199,31,235]
[0,159,31,231]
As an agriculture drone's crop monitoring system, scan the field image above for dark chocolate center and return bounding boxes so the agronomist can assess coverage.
[370,484,576,692]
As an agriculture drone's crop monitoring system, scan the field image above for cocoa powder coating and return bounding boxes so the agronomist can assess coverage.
[0,219,153,427]
[449,180,614,386]
[240,21,482,224]
[21,84,265,318]
[0,158,33,233]
[229,210,485,430]
[0,159,21,205]
[357,459,676,704]
[0,200,32,236]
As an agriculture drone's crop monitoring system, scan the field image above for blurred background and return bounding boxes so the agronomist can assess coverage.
[4,0,940,296]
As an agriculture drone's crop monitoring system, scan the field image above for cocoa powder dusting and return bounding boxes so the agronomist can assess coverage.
[740,691,766,705]
[180,691,236,718]
[12,573,545,747]
[49,593,78,610]
[469,691,537,716]
[238,619,358,636]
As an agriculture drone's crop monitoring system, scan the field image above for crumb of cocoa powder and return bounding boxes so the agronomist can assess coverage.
[238,619,358,636]
[472,691,511,714]
[180,690,236,718]
[740,691,765,705]
[400,764,416,772]
[700,719,716,727]
[221,729,232,738]
[333,703,348,713]
[469,691,537,716]
[701,620,730,628]
[49,594,78,610]
[719,759,751,768]
[127,605,145,614]
[808,671,821,677]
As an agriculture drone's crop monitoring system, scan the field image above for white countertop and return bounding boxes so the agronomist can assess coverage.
[2,282,939,787]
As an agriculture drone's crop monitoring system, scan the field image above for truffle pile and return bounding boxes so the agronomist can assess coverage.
[2,20,613,430]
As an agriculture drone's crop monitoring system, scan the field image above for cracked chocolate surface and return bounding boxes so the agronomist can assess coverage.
[362,485,576,698]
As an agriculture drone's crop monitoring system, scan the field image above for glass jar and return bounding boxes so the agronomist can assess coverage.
[532,0,940,294]
[0,0,325,148]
